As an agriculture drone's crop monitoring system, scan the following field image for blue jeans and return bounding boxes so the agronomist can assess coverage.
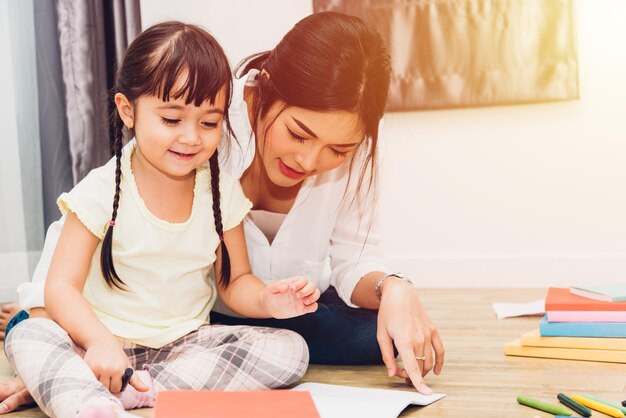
[7,289,386,365]
[211,287,386,365]
[4,309,29,341]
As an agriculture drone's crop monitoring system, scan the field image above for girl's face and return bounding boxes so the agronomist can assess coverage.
[256,103,365,188]
[118,85,227,180]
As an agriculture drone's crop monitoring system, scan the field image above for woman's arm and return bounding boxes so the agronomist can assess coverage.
[216,223,319,318]
[327,147,392,308]
[327,155,444,395]
[351,271,387,309]
[333,217,444,394]
[17,218,66,312]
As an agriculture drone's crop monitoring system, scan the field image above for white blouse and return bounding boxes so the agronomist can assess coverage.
[18,70,391,313]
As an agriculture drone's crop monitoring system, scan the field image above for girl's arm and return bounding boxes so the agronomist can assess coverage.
[44,212,147,394]
[44,212,113,348]
[215,223,319,318]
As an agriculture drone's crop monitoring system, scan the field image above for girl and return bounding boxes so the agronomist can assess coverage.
[4,21,318,418]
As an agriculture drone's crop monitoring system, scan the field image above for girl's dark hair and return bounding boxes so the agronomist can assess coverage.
[237,11,391,202]
[102,21,234,290]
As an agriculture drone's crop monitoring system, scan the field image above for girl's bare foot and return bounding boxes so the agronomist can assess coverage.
[115,370,154,409]
[0,303,20,340]
[76,397,139,418]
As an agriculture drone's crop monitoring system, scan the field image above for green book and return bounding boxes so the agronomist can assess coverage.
[570,283,626,302]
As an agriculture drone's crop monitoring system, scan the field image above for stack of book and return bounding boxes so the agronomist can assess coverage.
[505,285,626,363]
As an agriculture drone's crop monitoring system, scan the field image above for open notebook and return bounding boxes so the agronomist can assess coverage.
[292,382,446,418]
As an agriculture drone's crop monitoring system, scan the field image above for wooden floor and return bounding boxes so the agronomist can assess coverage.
[4,288,626,417]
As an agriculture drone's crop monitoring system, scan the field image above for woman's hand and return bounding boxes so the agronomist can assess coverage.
[376,279,445,395]
[83,337,148,394]
[0,376,34,414]
[262,276,320,319]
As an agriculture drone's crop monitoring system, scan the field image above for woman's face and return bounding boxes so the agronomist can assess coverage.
[256,102,365,187]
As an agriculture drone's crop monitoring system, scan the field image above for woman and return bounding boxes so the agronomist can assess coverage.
[0,11,443,413]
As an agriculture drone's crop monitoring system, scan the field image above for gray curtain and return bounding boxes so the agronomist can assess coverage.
[34,1,73,229]
[56,0,141,184]
[0,0,140,299]
[314,0,579,111]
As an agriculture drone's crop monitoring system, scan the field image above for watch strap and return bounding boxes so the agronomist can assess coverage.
[375,272,412,300]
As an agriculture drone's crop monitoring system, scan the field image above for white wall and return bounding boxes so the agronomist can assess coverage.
[141,0,313,67]
[141,0,626,287]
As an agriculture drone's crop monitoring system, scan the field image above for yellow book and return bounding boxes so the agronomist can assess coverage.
[504,339,626,363]
[520,329,626,351]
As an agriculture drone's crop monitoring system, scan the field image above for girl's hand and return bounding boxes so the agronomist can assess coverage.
[262,276,320,319]
[376,280,445,395]
[83,337,149,394]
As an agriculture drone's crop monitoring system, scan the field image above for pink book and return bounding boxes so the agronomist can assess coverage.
[547,310,626,322]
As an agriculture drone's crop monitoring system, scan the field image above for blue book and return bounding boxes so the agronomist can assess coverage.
[540,315,626,337]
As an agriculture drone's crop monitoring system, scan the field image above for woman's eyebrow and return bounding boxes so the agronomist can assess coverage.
[292,116,359,147]
[291,117,318,138]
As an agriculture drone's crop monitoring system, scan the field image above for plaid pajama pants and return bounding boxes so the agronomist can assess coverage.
[5,318,309,418]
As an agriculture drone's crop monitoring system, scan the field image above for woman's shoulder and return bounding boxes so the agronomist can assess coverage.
[217,72,257,178]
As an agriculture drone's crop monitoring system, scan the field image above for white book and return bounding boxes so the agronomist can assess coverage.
[292,382,446,418]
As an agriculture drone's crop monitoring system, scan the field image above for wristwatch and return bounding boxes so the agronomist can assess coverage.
[375,272,412,300]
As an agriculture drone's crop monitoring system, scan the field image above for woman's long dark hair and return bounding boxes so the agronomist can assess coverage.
[102,21,234,290]
[237,11,391,203]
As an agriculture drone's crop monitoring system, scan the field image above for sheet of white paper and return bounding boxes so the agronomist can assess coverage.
[492,299,545,319]
[292,382,446,418]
